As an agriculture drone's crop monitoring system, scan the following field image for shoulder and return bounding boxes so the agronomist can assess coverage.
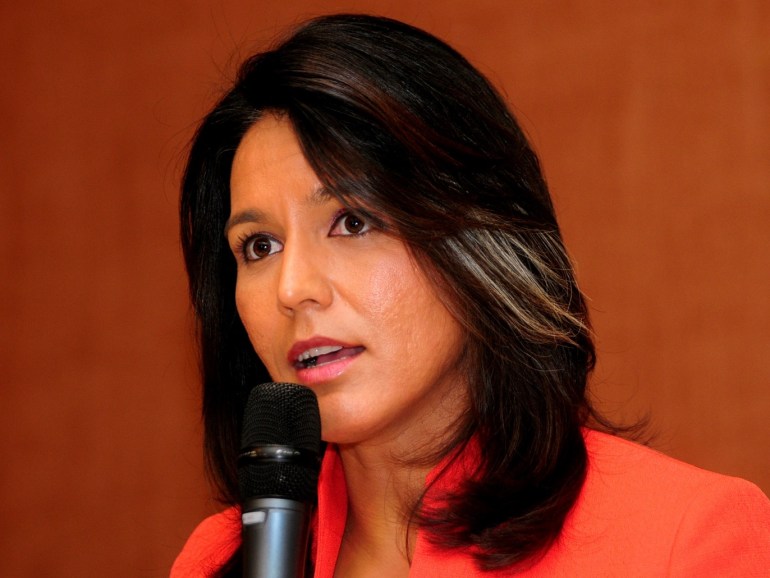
[582,429,769,512]
[551,429,770,576]
[170,506,241,578]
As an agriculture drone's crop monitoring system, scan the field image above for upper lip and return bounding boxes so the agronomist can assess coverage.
[288,336,360,365]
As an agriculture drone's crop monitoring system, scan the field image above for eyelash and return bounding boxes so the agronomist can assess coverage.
[329,209,372,237]
[234,210,372,264]
[235,232,282,263]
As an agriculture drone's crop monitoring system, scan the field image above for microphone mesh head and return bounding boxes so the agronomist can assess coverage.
[238,383,321,502]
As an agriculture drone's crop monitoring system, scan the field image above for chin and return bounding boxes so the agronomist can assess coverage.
[318,414,381,446]
[319,421,366,445]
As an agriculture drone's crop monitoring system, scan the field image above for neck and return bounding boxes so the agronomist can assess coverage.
[337,387,465,555]
[331,378,468,577]
[332,443,431,577]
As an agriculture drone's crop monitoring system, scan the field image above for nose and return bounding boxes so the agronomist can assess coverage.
[276,236,333,314]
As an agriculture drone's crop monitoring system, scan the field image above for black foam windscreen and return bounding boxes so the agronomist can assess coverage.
[238,383,321,503]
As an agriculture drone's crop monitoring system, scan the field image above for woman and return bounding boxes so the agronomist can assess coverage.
[173,14,770,577]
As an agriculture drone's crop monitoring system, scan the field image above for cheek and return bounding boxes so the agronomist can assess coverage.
[358,271,402,320]
[353,254,416,338]
[397,272,464,369]
[235,282,276,367]
[348,245,405,305]
[359,252,456,355]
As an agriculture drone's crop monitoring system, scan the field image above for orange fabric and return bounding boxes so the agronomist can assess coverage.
[171,431,770,577]
[171,506,240,578]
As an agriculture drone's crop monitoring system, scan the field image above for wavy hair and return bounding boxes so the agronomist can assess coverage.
[181,13,599,572]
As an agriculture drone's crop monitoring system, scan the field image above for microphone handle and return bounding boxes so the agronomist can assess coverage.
[242,497,312,578]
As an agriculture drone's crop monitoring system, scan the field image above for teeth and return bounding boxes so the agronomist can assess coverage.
[297,345,343,363]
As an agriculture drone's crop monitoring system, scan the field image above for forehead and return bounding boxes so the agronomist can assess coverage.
[231,114,308,184]
[226,115,352,240]
[229,114,326,207]
[229,112,393,237]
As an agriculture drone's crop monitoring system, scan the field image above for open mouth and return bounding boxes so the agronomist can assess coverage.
[294,345,365,369]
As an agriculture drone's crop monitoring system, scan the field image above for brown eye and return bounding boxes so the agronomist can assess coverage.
[330,211,371,236]
[343,214,365,233]
[243,235,282,261]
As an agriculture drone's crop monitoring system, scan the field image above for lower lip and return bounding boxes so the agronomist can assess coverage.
[295,351,362,386]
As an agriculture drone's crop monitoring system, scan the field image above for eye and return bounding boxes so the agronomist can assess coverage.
[238,234,283,262]
[329,211,371,236]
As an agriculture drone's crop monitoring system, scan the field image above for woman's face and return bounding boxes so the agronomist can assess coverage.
[227,115,466,447]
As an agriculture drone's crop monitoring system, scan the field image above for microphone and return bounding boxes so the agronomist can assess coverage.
[238,382,322,578]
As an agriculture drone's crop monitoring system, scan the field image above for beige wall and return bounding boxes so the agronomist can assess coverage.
[2,1,768,576]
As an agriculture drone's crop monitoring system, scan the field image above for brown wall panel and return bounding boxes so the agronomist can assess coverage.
[2,1,768,576]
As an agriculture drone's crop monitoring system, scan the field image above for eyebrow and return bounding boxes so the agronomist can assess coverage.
[223,186,333,237]
[223,209,264,237]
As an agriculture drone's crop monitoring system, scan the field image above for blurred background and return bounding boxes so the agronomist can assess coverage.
[1,1,768,576]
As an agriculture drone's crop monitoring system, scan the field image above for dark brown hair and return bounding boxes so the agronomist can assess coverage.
[181,13,598,572]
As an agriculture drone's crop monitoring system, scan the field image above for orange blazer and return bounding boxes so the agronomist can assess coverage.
[172,430,770,577]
